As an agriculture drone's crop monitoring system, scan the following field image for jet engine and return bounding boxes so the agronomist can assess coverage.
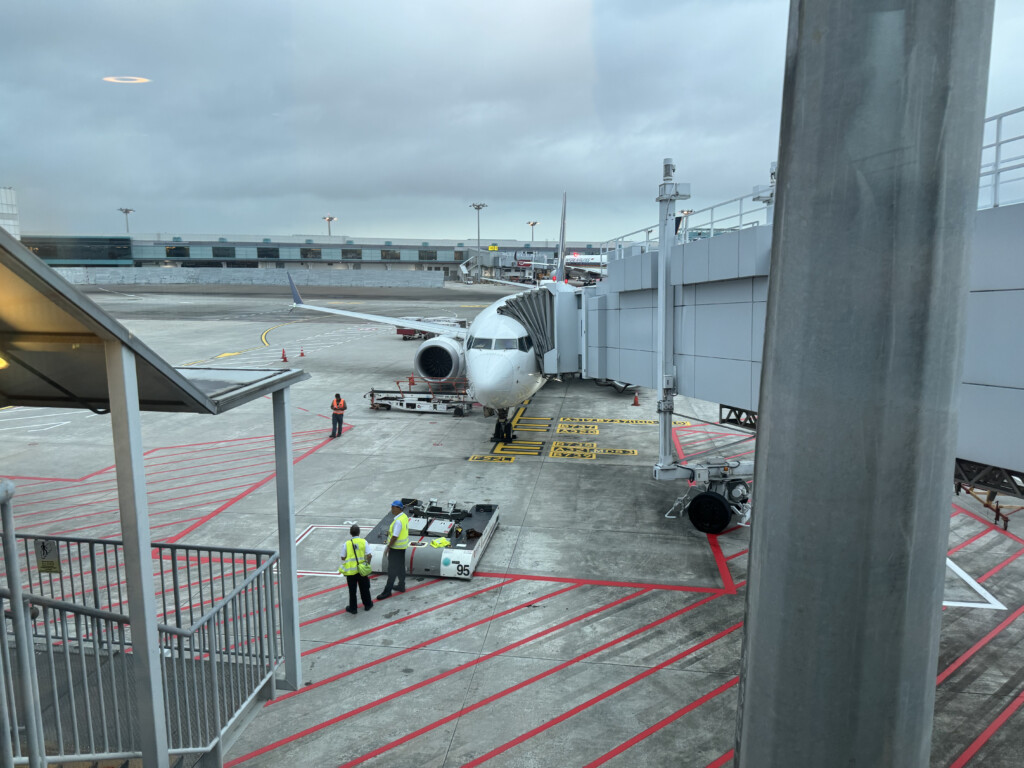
[414,336,466,383]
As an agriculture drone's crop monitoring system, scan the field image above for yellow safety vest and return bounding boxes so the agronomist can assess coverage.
[391,513,409,550]
[342,538,368,576]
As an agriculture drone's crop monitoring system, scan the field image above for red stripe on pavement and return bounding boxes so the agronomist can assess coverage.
[299,578,442,627]
[707,534,735,593]
[583,677,740,768]
[337,592,729,768]
[725,549,748,561]
[955,505,1024,547]
[225,588,649,767]
[301,579,516,656]
[706,749,735,768]
[462,622,744,767]
[949,686,1024,768]
[937,604,1024,686]
[473,571,724,594]
[978,547,1024,583]
[948,528,992,556]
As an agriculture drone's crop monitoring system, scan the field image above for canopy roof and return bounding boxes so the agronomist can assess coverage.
[0,228,308,414]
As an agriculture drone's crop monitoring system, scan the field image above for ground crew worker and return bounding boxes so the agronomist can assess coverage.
[330,393,347,438]
[341,524,373,614]
[377,500,409,600]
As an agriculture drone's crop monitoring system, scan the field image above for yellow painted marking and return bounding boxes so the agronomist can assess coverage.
[469,455,515,463]
[215,351,242,358]
[493,440,544,456]
[557,417,692,427]
[549,447,596,459]
[181,360,207,367]
[551,441,597,449]
[597,448,639,456]
[556,424,599,434]
[460,304,488,308]
[260,320,307,347]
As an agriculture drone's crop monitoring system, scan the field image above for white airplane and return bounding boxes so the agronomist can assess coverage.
[286,195,573,442]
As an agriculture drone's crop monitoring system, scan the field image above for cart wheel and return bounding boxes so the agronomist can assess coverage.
[687,491,732,534]
[453,407,464,417]
[381,404,391,411]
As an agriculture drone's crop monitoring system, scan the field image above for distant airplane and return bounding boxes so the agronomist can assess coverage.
[286,195,574,442]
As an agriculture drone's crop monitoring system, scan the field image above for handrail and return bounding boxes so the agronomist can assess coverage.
[159,554,278,636]
[0,585,130,625]
[22,531,275,558]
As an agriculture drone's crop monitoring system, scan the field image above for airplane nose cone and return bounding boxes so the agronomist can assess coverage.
[469,355,517,409]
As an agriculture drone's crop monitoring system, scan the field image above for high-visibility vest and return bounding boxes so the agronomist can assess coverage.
[342,538,368,576]
[332,398,346,413]
[391,513,409,549]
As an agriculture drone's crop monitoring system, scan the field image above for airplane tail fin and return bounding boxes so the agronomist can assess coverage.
[555,192,567,281]
[286,273,304,305]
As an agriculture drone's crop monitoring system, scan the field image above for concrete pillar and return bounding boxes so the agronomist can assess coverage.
[735,2,995,766]
[105,342,169,767]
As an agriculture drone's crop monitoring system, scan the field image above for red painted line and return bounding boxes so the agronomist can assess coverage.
[299,578,442,627]
[300,579,517,657]
[225,588,650,767]
[723,448,755,461]
[164,436,332,544]
[948,686,1024,768]
[1,464,116,484]
[978,547,1024,583]
[472,571,724,594]
[705,749,735,768]
[583,677,740,768]
[707,534,735,593]
[144,429,328,453]
[276,583,581,703]
[724,549,748,561]
[948,528,992,556]
[936,604,1024,685]
[955,504,1024,547]
[337,591,729,768]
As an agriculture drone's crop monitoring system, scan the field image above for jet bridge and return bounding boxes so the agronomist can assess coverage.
[498,282,581,376]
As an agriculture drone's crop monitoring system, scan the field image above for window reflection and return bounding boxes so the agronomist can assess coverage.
[470,337,493,350]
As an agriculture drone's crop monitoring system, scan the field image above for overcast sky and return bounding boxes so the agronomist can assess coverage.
[2,1,1022,243]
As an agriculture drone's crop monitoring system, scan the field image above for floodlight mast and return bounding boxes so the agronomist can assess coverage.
[118,208,134,234]
[470,203,487,280]
[322,216,338,237]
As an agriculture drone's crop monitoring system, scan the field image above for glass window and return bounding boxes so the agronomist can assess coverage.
[495,338,517,350]
[454,251,465,261]
[342,249,362,260]
[165,245,190,259]
[418,250,437,261]
[470,337,493,350]
[257,247,279,259]
[212,246,235,259]
[518,336,533,352]
[300,247,321,259]
[381,249,400,260]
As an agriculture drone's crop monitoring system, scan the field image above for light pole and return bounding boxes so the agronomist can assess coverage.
[323,215,337,236]
[118,208,134,234]
[470,202,487,278]
[526,220,537,244]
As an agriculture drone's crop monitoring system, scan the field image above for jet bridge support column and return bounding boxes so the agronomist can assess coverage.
[654,160,689,476]
[735,2,995,767]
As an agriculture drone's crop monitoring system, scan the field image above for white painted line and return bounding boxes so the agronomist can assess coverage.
[945,557,1007,610]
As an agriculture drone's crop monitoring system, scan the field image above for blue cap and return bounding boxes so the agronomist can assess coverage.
[391,500,404,508]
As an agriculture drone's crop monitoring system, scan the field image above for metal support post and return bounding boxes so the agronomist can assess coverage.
[272,388,301,690]
[1,479,46,768]
[735,2,995,766]
[654,159,690,476]
[104,341,169,767]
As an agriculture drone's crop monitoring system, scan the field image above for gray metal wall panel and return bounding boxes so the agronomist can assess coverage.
[963,290,1024,388]
[674,305,696,355]
[588,310,604,347]
[752,301,767,363]
[641,252,657,290]
[708,231,740,281]
[624,253,643,291]
[619,289,656,309]
[619,349,656,388]
[606,291,619,310]
[607,258,626,292]
[695,302,754,360]
[694,357,753,409]
[669,246,684,285]
[604,347,620,381]
[674,354,697,396]
[971,203,1024,291]
[681,284,696,304]
[587,346,603,379]
[958,383,1024,470]
[753,276,769,302]
[738,226,773,277]
[607,309,620,348]
[695,278,754,305]
[682,239,709,283]
[751,362,762,410]
[619,308,655,352]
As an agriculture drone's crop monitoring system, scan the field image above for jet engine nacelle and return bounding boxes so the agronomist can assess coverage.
[414,336,466,383]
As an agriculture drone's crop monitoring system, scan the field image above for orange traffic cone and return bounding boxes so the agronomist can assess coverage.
[632,392,640,407]
[300,347,305,357]
[281,349,288,362]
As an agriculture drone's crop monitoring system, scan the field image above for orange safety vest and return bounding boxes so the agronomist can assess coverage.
[332,398,346,414]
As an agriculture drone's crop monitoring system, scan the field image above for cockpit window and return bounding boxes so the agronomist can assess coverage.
[470,337,493,350]
[518,336,533,352]
[495,338,518,350]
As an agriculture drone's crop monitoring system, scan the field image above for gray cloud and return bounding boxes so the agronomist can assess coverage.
[1,0,1020,243]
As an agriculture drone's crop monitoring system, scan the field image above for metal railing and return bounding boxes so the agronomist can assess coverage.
[2,527,282,764]
[979,104,1024,209]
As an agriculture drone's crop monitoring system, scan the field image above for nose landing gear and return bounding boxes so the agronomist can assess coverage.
[490,407,516,443]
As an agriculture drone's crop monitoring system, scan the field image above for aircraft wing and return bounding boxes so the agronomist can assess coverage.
[287,274,469,339]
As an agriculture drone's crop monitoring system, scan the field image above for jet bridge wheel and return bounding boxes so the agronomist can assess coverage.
[687,491,733,534]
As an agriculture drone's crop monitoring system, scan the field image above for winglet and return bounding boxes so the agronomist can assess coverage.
[286,273,304,305]
[555,192,567,281]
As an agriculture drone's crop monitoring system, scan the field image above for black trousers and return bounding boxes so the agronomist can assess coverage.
[346,573,373,609]
[331,413,344,436]
[381,547,407,595]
